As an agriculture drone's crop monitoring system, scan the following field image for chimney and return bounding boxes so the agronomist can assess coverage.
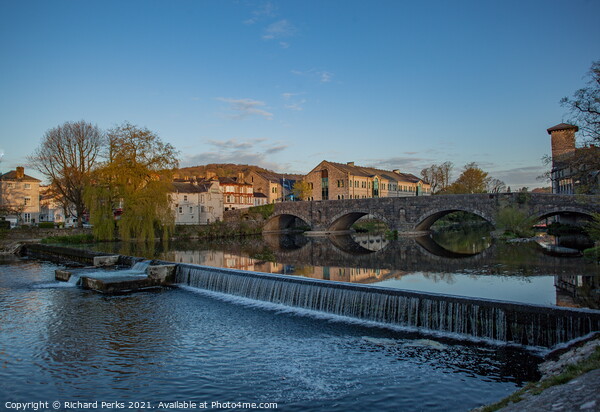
[347,161,355,166]
[238,172,245,182]
[393,169,401,174]
[547,123,578,166]
[16,167,24,179]
[206,171,216,180]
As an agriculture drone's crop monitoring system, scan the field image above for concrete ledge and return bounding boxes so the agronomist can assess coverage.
[55,269,72,281]
[93,255,120,267]
[81,276,160,294]
[147,264,176,284]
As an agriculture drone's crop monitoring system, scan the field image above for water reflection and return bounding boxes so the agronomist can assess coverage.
[82,230,600,309]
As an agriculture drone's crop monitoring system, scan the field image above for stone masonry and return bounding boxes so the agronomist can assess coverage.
[265,193,600,233]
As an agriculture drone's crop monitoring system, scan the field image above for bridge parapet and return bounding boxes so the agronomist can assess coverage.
[267,194,600,234]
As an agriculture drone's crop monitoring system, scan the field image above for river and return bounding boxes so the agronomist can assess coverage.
[80,228,600,310]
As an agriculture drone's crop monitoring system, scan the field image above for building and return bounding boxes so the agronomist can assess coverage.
[39,185,67,225]
[303,161,431,201]
[245,170,303,204]
[548,123,600,194]
[171,178,223,225]
[253,192,268,206]
[0,167,41,226]
[219,174,254,210]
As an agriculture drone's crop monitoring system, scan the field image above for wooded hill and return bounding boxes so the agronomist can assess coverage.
[175,164,286,179]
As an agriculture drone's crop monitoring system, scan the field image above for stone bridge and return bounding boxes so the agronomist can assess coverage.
[263,193,600,234]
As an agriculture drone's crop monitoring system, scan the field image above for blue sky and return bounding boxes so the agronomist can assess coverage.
[1,0,598,189]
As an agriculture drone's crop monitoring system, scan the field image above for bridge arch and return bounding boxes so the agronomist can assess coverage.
[264,212,311,233]
[326,210,392,232]
[414,207,496,231]
[533,207,595,223]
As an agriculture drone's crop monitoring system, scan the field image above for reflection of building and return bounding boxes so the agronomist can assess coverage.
[0,167,41,225]
[304,160,431,201]
[554,274,600,308]
[548,123,600,194]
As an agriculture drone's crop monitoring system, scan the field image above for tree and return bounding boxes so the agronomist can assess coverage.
[443,162,490,194]
[28,121,103,227]
[561,60,600,143]
[85,122,179,242]
[420,161,453,194]
[292,181,312,200]
[487,178,506,193]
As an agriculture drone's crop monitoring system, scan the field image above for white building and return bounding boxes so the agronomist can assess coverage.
[171,178,223,225]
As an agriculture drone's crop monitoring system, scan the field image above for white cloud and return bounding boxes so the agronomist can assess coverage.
[182,138,290,171]
[281,92,306,111]
[244,1,277,25]
[291,69,334,83]
[262,19,296,40]
[217,97,273,120]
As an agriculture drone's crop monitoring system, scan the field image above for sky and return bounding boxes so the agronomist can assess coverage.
[1,0,599,189]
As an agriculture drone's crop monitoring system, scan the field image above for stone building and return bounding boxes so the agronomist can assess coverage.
[171,178,223,224]
[0,166,41,226]
[219,174,254,210]
[548,123,600,194]
[303,160,431,201]
[245,170,303,203]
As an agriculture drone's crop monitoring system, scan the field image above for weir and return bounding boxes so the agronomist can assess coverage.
[17,244,600,350]
[176,264,600,349]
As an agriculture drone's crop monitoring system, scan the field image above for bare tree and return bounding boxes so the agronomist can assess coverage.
[28,121,103,227]
[487,178,506,193]
[420,161,453,194]
[561,60,600,143]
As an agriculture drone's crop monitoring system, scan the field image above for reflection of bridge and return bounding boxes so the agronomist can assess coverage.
[264,193,600,234]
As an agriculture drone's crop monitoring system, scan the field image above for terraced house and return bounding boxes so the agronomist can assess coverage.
[303,161,430,201]
[0,167,41,226]
[171,177,223,225]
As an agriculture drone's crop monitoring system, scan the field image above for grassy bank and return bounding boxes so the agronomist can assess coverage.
[478,346,600,412]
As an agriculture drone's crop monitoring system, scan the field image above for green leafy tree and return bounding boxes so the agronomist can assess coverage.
[586,213,600,241]
[496,206,537,238]
[292,180,312,200]
[444,162,491,194]
[85,122,179,242]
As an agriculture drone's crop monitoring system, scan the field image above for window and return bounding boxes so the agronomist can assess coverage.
[178,207,183,214]
[321,170,329,200]
[24,197,31,206]
[24,213,31,223]
[183,195,188,202]
[24,183,31,189]
[189,207,193,213]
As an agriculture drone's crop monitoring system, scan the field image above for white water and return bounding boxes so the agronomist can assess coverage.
[176,265,600,349]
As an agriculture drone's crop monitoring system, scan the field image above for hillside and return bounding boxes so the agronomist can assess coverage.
[175,164,289,179]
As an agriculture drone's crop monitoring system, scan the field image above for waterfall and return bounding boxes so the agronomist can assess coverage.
[130,260,151,274]
[67,273,82,286]
[176,264,600,349]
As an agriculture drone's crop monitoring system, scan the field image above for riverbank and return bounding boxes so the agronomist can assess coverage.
[473,336,600,411]
[0,227,92,254]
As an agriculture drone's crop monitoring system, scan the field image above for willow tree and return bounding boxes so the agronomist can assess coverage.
[85,122,179,242]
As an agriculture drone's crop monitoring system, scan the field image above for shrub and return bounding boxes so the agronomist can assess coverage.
[496,206,536,238]
[38,222,55,229]
[41,233,95,244]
